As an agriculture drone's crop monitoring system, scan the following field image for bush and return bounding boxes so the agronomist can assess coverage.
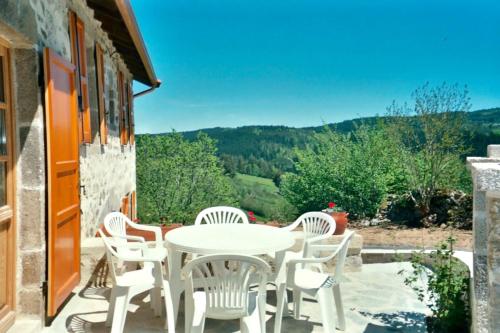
[399,237,470,332]
[280,125,403,218]
[386,83,472,215]
[136,133,237,224]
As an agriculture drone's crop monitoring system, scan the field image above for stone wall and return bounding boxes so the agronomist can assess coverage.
[0,0,137,326]
[468,145,500,333]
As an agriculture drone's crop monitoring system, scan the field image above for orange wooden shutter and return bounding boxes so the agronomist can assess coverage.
[121,195,130,218]
[118,72,128,145]
[95,44,108,145]
[69,11,91,144]
[130,191,136,220]
[127,82,135,145]
[44,48,81,316]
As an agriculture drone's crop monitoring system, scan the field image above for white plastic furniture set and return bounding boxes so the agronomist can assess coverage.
[100,206,354,333]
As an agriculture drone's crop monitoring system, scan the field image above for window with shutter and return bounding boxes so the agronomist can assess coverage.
[130,191,136,220]
[69,11,91,144]
[121,195,130,219]
[127,82,135,145]
[118,71,129,145]
[95,44,108,145]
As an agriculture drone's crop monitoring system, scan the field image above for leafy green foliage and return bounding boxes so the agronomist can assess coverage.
[136,133,237,224]
[279,125,403,218]
[386,83,473,214]
[170,108,500,179]
[399,237,470,332]
[230,173,297,222]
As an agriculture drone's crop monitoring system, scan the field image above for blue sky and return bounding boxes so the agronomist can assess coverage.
[131,0,500,133]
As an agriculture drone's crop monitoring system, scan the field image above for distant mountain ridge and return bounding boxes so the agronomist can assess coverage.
[144,108,500,178]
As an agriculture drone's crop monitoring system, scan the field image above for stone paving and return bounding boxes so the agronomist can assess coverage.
[43,263,429,333]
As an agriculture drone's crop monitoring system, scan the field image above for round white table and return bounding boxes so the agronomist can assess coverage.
[165,224,295,332]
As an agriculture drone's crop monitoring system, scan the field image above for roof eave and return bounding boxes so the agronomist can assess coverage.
[114,0,158,87]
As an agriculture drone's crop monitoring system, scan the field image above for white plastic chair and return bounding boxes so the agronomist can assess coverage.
[194,206,249,225]
[104,212,168,313]
[282,211,336,254]
[182,254,271,333]
[282,230,355,332]
[98,230,175,333]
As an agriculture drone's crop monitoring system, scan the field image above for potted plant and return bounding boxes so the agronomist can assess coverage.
[324,202,349,235]
[247,211,257,223]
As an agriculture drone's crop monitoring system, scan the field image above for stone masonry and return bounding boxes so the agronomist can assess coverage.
[468,145,500,333]
[0,0,138,328]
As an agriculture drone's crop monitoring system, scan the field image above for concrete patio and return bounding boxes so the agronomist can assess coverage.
[43,262,429,333]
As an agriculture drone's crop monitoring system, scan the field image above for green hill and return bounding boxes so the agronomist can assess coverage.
[148,108,500,178]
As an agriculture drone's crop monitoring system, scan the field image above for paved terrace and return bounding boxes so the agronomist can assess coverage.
[43,262,429,333]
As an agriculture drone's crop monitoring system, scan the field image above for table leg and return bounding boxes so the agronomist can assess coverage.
[273,250,287,333]
[167,247,183,328]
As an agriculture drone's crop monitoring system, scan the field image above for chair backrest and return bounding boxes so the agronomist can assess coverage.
[104,212,129,238]
[182,254,270,319]
[194,206,249,225]
[291,212,336,252]
[333,231,355,278]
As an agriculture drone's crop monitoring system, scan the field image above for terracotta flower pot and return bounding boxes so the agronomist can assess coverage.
[329,212,349,235]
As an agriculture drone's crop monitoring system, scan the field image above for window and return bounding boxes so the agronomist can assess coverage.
[130,191,136,220]
[127,82,135,145]
[118,71,129,145]
[69,11,91,143]
[120,195,130,219]
[95,43,108,145]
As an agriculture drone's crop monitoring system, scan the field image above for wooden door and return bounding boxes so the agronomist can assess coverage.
[43,48,81,316]
[0,42,16,333]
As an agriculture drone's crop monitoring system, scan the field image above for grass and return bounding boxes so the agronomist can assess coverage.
[229,173,297,222]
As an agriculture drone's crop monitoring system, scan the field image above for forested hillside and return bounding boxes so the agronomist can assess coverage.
[146,108,500,179]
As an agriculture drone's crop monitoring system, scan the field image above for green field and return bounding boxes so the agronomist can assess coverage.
[229,173,297,222]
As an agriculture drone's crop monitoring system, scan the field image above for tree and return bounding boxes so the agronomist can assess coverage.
[136,133,237,224]
[280,125,401,218]
[386,83,472,215]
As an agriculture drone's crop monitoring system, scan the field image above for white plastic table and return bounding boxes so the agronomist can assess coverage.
[165,224,295,332]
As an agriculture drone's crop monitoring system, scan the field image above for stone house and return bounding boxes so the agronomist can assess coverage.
[0,0,159,331]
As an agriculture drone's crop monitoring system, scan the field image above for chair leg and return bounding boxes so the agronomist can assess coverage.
[163,282,176,333]
[274,283,286,333]
[153,286,162,317]
[333,284,346,331]
[106,287,117,327]
[111,287,130,333]
[259,291,267,333]
[150,289,156,311]
[317,288,336,333]
[241,303,262,333]
[293,289,302,320]
[185,294,206,333]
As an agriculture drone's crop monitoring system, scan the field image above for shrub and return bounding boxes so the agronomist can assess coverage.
[280,125,403,218]
[399,237,470,332]
[386,83,472,215]
[136,133,237,224]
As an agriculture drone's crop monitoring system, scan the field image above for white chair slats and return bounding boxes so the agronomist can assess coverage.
[194,206,249,225]
[182,254,270,333]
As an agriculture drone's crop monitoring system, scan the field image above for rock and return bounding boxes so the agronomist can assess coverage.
[440,223,447,229]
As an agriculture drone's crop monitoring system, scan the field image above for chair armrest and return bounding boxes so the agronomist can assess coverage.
[305,234,331,245]
[125,220,163,244]
[111,233,146,243]
[288,244,342,266]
